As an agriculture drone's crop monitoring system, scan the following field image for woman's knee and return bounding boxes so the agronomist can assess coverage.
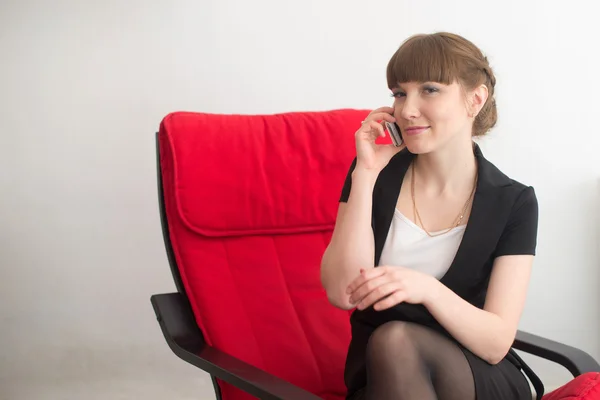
[366,321,415,361]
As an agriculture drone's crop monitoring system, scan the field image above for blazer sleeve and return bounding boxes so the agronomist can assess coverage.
[339,157,358,203]
[494,186,539,257]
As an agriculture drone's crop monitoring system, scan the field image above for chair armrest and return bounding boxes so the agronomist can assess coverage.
[150,292,322,400]
[514,329,600,376]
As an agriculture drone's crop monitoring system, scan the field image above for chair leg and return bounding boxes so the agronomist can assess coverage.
[211,375,223,400]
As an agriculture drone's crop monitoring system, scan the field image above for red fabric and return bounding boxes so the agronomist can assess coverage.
[159,109,374,400]
[543,373,600,400]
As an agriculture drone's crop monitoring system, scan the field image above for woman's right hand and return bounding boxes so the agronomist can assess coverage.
[355,107,405,172]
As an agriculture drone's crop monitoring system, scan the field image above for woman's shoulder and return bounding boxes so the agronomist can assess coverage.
[477,155,539,234]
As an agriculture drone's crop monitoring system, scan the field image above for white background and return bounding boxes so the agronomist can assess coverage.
[1,0,598,398]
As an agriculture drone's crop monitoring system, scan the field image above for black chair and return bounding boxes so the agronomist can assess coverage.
[150,110,600,400]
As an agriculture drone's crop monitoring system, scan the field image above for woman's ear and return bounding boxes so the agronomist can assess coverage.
[469,84,489,118]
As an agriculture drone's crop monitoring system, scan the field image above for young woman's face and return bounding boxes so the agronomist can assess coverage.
[391,81,474,154]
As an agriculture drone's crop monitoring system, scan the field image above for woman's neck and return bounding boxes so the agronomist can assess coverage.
[413,138,478,196]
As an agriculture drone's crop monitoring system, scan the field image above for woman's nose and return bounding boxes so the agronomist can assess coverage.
[399,95,421,120]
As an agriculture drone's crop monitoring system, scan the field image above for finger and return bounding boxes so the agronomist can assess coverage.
[369,106,395,115]
[346,272,367,295]
[373,288,407,311]
[361,120,385,139]
[363,112,396,126]
[349,274,391,304]
[372,112,396,123]
[356,282,402,310]
[362,108,396,123]
[359,265,388,281]
[346,267,387,294]
[347,268,366,294]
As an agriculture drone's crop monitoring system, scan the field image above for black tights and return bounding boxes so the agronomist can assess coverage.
[361,321,476,400]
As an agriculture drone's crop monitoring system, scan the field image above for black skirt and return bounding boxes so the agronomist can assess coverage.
[462,347,533,400]
[347,347,533,400]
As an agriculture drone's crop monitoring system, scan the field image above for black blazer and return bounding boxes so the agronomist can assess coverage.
[339,142,540,397]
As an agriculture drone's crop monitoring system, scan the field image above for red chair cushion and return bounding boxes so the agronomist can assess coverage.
[543,372,600,399]
[159,109,373,400]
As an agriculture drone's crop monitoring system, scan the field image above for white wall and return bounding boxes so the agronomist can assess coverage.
[1,0,598,399]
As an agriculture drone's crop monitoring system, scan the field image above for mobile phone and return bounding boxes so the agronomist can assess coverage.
[384,121,403,147]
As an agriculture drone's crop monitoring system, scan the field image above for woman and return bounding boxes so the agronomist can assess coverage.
[320,32,540,400]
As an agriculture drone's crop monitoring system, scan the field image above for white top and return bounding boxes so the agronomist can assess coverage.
[379,208,466,280]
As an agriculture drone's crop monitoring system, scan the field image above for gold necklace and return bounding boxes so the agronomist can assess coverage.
[410,162,477,237]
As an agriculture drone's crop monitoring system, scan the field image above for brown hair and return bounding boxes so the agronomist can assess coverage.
[386,32,497,137]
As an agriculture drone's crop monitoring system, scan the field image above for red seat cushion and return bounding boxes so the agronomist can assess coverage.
[542,373,600,399]
[159,109,374,400]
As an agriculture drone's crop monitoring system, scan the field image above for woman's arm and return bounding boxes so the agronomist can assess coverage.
[426,187,538,364]
[425,254,534,364]
[347,255,533,364]
[321,107,402,310]
[320,167,378,310]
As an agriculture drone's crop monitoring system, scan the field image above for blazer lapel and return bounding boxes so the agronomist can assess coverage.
[439,144,514,297]
[373,149,414,266]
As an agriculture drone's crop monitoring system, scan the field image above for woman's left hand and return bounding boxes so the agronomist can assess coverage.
[346,266,440,311]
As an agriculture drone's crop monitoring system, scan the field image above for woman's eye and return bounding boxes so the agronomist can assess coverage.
[391,92,406,98]
[423,86,439,94]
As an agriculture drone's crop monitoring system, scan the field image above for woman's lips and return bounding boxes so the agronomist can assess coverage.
[404,126,430,136]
